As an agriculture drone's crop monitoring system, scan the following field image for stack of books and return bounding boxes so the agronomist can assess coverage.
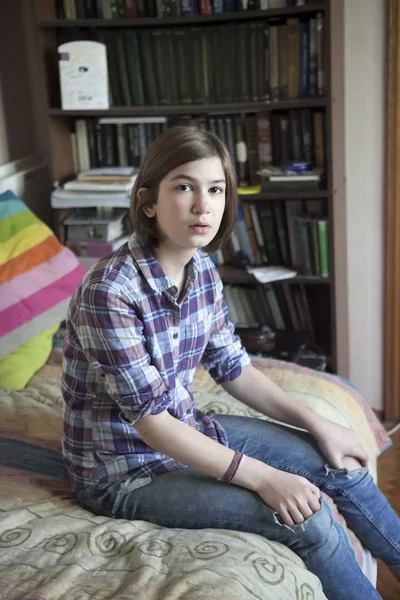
[65,209,130,270]
[257,165,323,191]
[51,167,137,209]
[51,167,136,269]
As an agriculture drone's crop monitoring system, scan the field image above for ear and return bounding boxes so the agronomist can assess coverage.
[138,187,155,218]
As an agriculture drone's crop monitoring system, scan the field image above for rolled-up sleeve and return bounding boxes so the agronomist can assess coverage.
[201,275,250,384]
[73,282,172,424]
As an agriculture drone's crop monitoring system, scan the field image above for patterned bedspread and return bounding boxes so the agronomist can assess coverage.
[0,358,390,600]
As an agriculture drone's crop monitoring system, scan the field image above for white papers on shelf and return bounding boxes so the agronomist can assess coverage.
[79,167,136,177]
[64,180,134,192]
[58,41,109,110]
[246,266,297,284]
[50,189,131,209]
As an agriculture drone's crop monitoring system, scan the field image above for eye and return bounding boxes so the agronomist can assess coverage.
[177,184,192,192]
[209,187,224,194]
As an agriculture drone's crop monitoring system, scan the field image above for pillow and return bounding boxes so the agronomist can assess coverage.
[0,190,85,389]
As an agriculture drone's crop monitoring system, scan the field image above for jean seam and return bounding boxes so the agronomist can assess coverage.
[115,511,267,535]
[268,460,400,555]
[322,485,400,553]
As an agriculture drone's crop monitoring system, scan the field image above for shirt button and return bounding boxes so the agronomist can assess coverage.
[173,333,178,339]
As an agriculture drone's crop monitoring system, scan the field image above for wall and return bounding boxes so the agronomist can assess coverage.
[331,0,387,410]
[0,1,53,224]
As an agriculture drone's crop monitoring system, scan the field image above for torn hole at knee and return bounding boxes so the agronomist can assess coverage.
[272,511,310,533]
[324,462,368,478]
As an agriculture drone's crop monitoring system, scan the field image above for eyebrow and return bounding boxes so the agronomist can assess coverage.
[170,174,226,184]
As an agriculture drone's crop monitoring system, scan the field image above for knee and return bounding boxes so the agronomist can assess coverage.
[341,456,363,471]
[295,501,336,549]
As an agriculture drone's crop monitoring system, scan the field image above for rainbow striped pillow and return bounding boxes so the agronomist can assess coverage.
[0,190,85,361]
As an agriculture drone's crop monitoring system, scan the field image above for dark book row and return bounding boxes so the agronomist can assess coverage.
[55,0,319,21]
[224,281,322,339]
[71,110,326,187]
[226,198,329,275]
[56,14,324,107]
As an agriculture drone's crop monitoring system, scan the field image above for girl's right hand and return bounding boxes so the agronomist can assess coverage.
[255,464,321,527]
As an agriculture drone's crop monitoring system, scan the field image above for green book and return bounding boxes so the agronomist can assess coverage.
[310,219,321,275]
[123,31,144,106]
[296,217,314,275]
[318,219,329,277]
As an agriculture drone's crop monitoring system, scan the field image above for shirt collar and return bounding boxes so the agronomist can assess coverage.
[128,234,202,296]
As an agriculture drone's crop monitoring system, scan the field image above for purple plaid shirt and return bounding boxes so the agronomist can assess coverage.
[62,235,250,492]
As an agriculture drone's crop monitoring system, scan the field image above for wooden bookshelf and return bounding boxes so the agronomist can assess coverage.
[38,3,327,27]
[48,98,328,117]
[238,190,329,201]
[34,0,336,371]
[217,266,330,285]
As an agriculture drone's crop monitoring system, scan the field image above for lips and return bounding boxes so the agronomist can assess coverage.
[189,223,211,234]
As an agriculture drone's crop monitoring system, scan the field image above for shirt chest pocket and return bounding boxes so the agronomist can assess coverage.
[181,313,213,370]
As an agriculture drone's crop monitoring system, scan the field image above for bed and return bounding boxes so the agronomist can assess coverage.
[0,350,391,600]
[0,189,391,598]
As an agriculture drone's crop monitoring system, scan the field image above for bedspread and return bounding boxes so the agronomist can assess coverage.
[0,358,390,600]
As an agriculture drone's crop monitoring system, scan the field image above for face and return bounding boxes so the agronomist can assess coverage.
[142,157,226,255]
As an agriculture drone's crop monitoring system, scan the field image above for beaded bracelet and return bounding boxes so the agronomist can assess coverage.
[220,450,244,484]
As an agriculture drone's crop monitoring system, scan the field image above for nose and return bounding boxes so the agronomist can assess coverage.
[192,189,210,214]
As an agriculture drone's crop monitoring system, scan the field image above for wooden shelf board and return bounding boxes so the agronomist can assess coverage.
[48,98,328,117]
[238,190,330,201]
[218,266,330,285]
[39,4,327,28]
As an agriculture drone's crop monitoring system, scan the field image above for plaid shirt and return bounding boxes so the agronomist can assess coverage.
[62,235,250,492]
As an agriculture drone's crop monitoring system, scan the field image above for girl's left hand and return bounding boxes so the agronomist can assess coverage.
[311,419,369,470]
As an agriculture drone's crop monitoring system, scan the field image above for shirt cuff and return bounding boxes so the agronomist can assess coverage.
[212,350,251,385]
[118,391,172,426]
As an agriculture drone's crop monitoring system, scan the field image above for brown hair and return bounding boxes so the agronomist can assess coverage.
[130,126,238,254]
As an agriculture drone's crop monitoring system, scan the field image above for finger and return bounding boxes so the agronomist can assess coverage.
[355,449,368,467]
[279,507,295,527]
[308,482,320,496]
[297,503,313,520]
[288,505,306,525]
[329,456,343,470]
[308,496,322,513]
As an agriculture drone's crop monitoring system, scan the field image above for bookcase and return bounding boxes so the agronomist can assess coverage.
[33,0,336,371]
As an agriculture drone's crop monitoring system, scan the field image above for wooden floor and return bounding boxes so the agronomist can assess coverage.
[376,428,400,599]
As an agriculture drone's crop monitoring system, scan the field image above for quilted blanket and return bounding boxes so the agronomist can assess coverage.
[0,358,390,600]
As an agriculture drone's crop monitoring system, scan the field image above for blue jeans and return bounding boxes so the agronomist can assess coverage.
[76,416,400,600]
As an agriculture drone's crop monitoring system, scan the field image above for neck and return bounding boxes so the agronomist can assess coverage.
[152,243,196,291]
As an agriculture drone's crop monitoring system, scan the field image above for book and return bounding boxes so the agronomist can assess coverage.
[64,213,125,242]
[58,41,109,110]
[51,189,131,209]
[318,219,329,277]
[246,266,297,283]
[63,180,135,192]
[67,235,130,257]
[78,167,136,178]
[258,166,322,182]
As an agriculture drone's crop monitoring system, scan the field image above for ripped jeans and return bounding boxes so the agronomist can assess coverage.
[76,416,400,600]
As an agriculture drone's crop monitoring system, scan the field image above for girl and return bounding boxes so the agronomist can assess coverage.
[62,127,400,600]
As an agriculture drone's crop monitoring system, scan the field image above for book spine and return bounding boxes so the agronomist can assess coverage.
[287,18,300,99]
[278,23,288,100]
[296,217,314,275]
[313,111,325,169]
[316,12,324,96]
[269,25,279,102]
[256,113,273,168]
[180,0,197,14]
[213,0,224,12]
[309,218,321,275]
[308,17,317,96]
[249,203,268,264]
[318,219,329,277]
[199,0,212,13]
